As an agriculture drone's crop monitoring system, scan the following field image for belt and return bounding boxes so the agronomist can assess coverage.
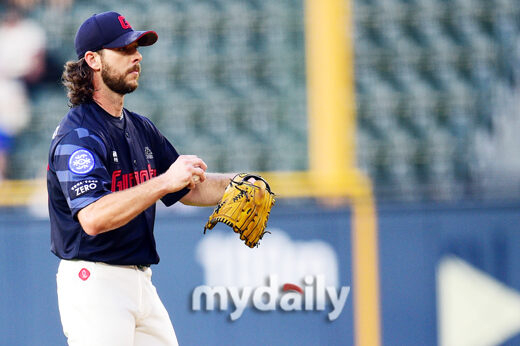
[66,260,150,271]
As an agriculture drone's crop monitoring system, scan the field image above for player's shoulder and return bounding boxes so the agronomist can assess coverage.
[50,103,107,152]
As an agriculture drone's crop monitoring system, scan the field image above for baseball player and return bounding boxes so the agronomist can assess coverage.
[47,11,236,346]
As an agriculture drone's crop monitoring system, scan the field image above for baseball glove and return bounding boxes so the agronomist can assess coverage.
[203,173,275,248]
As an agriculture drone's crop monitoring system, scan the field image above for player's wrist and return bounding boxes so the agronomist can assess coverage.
[152,173,175,196]
[156,172,190,195]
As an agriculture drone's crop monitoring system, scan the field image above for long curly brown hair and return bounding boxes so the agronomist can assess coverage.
[61,58,94,107]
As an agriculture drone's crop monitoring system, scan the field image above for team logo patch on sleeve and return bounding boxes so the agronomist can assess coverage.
[68,149,95,175]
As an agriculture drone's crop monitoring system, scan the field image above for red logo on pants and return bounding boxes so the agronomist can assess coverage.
[78,268,90,281]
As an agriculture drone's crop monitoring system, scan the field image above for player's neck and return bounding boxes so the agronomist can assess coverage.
[92,90,125,118]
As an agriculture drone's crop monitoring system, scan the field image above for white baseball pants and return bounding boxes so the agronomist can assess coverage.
[56,260,179,346]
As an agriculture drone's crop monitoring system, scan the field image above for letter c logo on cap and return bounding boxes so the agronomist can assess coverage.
[118,16,131,29]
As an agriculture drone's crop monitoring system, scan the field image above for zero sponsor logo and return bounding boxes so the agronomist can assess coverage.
[70,179,99,199]
[68,149,95,175]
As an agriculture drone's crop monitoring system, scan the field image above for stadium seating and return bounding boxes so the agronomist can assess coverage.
[11,0,520,201]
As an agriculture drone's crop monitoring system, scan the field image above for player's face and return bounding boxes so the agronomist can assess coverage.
[99,43,142,95]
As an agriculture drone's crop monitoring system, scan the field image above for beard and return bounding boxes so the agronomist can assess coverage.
[101,62,140,95]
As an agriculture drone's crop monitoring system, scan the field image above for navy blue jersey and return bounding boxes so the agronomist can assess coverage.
[47,101,189,265]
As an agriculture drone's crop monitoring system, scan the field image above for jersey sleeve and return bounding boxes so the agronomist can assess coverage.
[146,120,190,206]
[50,128,112,218]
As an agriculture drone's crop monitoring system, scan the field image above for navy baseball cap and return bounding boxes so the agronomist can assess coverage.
[74,11,158,59]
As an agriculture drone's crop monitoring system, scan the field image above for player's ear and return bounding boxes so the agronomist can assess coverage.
[84,51,102,71]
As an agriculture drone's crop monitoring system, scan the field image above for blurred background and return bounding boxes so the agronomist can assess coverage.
[2,0,520,201]
[1,0,520,345]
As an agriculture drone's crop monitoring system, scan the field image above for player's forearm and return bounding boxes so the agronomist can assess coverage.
[78,174,172,235]
[180,173,233,206]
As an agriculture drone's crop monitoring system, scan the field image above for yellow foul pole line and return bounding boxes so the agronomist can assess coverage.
[305,0,381,345]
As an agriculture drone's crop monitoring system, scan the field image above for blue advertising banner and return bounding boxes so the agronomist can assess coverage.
[378,202,520,346]
[1,201,520,345]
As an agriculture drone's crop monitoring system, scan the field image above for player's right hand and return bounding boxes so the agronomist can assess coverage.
[164,155,207,191]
